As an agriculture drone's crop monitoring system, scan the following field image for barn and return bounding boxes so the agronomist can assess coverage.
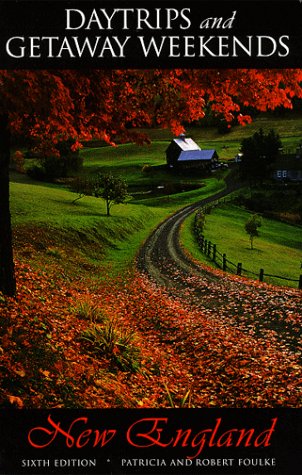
[166,134,218,169]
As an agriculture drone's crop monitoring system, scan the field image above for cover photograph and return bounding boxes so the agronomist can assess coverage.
[0,0,301,474]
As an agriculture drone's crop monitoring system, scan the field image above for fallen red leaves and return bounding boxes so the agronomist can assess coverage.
[0,259,301,409]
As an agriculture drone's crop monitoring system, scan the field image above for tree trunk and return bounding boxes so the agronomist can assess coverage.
[250,235,254,250]
[0,114,16,296]
[106,199,110,217]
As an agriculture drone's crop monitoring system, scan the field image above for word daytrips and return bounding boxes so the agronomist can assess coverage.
[27,415,278,459]
[65,8,193,30]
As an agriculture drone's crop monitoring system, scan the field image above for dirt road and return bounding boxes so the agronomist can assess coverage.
[137,184,302,358]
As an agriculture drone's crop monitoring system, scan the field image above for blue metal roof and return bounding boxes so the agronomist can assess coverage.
[178,150,216,161]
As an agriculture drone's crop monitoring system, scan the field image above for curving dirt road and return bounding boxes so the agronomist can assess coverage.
[137,181,302,358]
[137,186,232,285]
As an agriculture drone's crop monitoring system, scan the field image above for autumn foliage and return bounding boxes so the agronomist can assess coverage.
[1,69,302,146]
[1,256,301,409]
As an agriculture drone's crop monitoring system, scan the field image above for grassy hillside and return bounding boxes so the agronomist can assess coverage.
[10,166,224,278]
[181,204,302,288]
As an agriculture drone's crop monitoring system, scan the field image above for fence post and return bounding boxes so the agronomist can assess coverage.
[213,244,217,263]
[237,263,242,276]
[223,253,227,271]
[199,235,204,251]
[259,268,264,282]
[200,235,204,247]
[299,275,302,290]
[207,241,211,257]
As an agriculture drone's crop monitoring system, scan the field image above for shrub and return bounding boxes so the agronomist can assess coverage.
[12,150,25,173]
[70,300,105,323]
[26,164,47,181]
[80,320,141,372]
[195,211,206,236]
[26,138,83,181]
[142,164,152,174]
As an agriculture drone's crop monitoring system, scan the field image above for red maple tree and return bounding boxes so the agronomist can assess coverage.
[1,69,302,296]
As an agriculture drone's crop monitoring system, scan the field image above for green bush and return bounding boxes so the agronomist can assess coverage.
[80,320,141,373]
[27,164,47,181]
[142,164,152,174]
[195,211,206,236]
[70,300,105,323]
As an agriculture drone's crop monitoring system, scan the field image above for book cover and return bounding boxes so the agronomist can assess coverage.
[0,1,301,474]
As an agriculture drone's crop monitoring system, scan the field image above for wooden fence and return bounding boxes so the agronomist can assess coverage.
[194,205,302,290]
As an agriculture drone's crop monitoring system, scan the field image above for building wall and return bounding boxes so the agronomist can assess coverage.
[273,169,302,181]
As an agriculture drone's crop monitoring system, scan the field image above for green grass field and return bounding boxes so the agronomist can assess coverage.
[181,204,302,288]
[10,161,224,278]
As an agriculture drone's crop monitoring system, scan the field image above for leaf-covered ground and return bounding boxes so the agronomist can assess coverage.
[0,257,301,409]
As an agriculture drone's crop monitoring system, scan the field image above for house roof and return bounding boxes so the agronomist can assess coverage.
[273,155,302,171]
[173,137,201,151]
[178,149,217,162]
